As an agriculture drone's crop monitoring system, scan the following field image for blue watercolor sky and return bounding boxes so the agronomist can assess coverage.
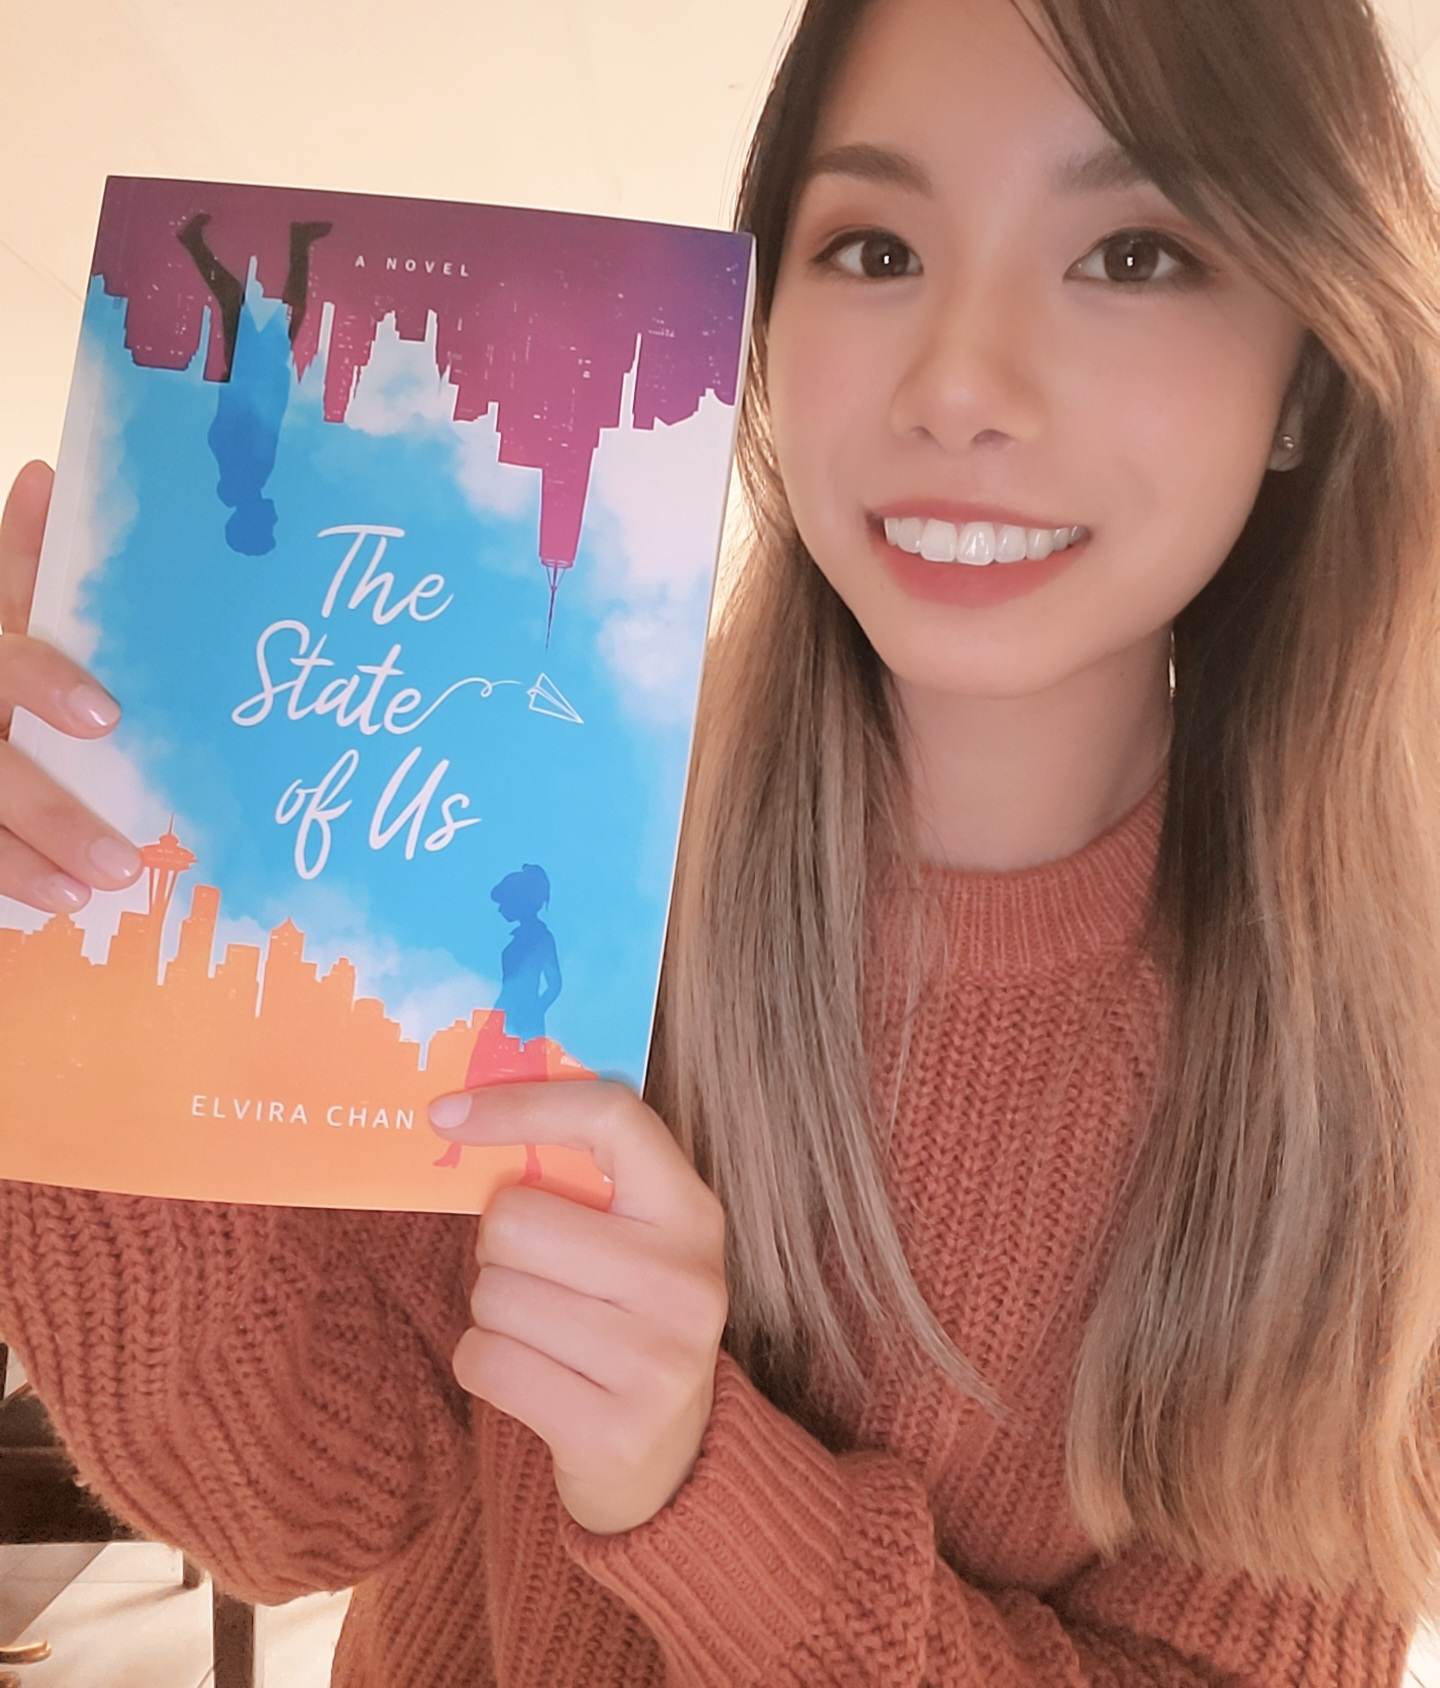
[66,275,722,1087]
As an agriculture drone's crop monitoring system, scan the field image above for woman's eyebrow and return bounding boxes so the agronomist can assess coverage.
[794,139,1160,199]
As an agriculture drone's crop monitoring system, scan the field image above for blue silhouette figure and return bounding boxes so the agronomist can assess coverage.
[434,863,564,1170]
[489,864,563,1046]
[176,213,331,556]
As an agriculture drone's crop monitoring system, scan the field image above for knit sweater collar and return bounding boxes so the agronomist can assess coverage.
[905,763,1170,976]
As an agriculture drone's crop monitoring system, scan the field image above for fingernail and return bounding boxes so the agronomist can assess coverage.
[86,836,142,884]
[429,1093,471,1130]
[67,683,120,729]
[41,873,90,911]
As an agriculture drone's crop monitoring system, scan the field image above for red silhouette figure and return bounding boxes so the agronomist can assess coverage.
[431,1015,553,1170]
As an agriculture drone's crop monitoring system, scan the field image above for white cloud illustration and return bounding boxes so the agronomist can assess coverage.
[325,299,540,531]
[573,349,737,720]
[254,876,497,1049]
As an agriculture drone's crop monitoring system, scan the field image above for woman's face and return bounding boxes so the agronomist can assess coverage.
[766,0,1309,703]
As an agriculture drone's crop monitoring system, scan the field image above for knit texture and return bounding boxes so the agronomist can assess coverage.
[0,765,1416,1684]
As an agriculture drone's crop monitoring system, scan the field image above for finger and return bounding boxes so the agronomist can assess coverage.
[0,631,122,746]
[0,737,144,892]
[452,1324,608,1453]
[0,462,54,640]
[0,824,94,915]
[478,1184,658,1306]
[429,1078,699,1227]
[469,1261,634,1393]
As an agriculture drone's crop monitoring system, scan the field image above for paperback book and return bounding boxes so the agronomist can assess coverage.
[0,174,754,1215]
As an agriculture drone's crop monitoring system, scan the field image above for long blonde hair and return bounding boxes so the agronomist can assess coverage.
[644,0,1440,1624]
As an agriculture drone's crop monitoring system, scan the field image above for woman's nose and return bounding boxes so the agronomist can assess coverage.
[886,278,1045,451]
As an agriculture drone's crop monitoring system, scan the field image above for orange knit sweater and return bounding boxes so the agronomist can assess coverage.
[0,765,1415,1684]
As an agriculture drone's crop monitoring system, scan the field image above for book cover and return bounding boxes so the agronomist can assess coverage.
[0,175,754,1215]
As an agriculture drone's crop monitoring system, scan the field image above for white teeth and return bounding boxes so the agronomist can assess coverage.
[882,516,1087,566]
[918,518,957,562]
[994,525,1031,563]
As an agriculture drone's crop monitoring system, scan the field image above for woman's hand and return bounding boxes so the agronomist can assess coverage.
[0,461,144,912]
[429,1076,729,1536]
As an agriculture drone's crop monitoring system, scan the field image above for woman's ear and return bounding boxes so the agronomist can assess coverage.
[1274,332,1336,469]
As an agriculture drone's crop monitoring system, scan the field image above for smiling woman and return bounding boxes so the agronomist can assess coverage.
[660,0,1440,1642]
[765,2,1314,764]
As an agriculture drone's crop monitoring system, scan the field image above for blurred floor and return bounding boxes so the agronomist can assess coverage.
[0,1541,349,1687]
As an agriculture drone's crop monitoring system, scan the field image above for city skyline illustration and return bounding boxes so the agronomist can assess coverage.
[0,817,612,1216]
[95,176,751,642]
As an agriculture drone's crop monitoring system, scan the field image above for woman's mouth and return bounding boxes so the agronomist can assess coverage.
[865,513,1092,607]
[871,513,1090,564]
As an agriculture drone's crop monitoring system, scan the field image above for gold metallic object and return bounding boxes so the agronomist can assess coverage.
[0,1639,53,1663]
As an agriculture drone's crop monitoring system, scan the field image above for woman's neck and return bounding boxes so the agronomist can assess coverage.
[894,639,1173,874]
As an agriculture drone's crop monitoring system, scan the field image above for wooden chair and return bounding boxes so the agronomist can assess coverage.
[0,1340,263,1684]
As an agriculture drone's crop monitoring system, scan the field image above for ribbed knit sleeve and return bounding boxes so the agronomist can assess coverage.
[555,1349,1414,1686]
[0,1179,476,1606]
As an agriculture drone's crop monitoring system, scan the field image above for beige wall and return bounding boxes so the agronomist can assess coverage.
[2,0,1437,509]
[0,0,800,515]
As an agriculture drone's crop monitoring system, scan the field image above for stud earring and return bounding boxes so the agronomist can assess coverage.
[1271,431,1300,470]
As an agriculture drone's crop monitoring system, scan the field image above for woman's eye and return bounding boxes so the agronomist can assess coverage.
[810,226,1211,292]
[1073,229,1211,290]
[811,229,919,281]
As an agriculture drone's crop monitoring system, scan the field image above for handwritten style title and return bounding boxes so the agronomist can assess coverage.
[228,525,511,880]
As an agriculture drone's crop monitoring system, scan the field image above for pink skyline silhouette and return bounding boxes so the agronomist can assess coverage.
[92,175,752,626]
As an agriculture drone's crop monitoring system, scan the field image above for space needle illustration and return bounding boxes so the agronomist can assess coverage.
[132,816,197,978]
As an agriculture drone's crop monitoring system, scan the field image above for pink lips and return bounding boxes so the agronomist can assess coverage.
[870,499,1085,534]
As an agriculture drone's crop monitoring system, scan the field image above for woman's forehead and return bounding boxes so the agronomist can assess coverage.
[806,0,1120,200]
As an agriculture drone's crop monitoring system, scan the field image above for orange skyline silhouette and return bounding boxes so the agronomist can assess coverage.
[0,820,611,1215]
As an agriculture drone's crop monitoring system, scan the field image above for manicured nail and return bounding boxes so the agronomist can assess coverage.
[429,1093,471,1130]
[86,836,142,883]
[41,873,89,911]
[67,683,120,729]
